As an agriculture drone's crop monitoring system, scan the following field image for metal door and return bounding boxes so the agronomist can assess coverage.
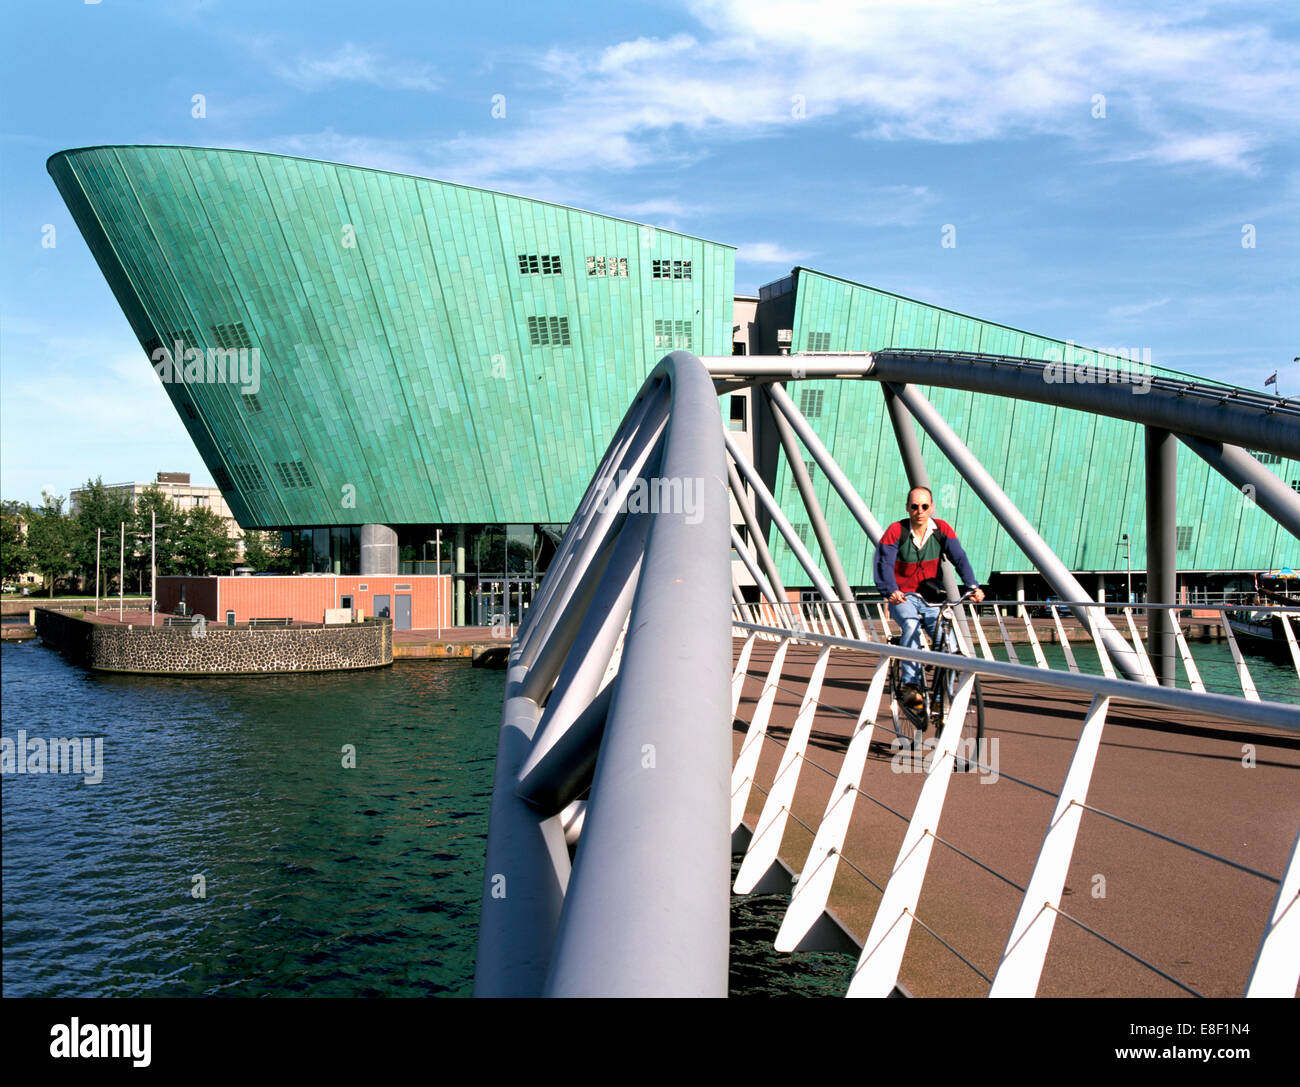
[395,594,412,631]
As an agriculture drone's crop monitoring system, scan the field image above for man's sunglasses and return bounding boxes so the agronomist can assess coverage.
[909,503,930,510]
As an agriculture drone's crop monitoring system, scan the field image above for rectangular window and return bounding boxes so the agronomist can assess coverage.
[586,256,627,277]
[233,463,266,491]
[1250,450,1282,465]
[728,394,747,431]
[518,254,562,275]
[653,319,692,349]
[652,259,692,280]
[799,388,825,418]
[1176,525,1194,550]
[807,331,831,352]
[243,393,262,413]
[528,315,571,347]
[210,322,252,350]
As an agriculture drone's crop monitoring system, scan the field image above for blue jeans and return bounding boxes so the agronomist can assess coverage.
[890,594,940,688]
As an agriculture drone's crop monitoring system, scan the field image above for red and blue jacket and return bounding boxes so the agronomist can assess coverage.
[873,518,980,596]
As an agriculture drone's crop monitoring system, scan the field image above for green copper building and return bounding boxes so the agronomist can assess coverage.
[48,145,1295,619]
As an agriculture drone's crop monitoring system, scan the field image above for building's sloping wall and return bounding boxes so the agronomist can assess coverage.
[772,268,1294,582]
[48,146,735,529]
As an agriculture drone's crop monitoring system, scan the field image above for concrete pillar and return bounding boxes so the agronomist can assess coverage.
[1015,575,1025,602]
[455,526,466,627]
[360,524,398,576]
[1146,427,1178,687]
[1097,574,1106,603]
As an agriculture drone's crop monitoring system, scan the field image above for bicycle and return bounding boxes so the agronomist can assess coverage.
[886,590,986,768]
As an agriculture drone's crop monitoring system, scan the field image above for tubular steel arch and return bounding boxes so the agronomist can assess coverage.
[475,349,1300,999]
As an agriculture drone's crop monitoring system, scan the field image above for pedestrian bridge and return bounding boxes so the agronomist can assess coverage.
[473,349,1300,998]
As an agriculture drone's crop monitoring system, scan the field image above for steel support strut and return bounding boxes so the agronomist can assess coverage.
[1146,427,1178,686]
[886,381,1148,682]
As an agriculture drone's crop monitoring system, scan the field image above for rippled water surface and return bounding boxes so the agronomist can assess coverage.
[7,633,1289,1000]
[2,642,502,997]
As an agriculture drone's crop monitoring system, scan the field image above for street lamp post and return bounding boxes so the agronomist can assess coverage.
[119,522,125,621]
[435,529,443,638]
[95,527,101,615]
[1120,533,1132,603]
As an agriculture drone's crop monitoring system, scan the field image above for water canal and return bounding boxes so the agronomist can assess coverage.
[2,635,1293,997]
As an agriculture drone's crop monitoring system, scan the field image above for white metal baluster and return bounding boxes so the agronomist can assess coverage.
[1085,605,1117,680]
[1122,607,1158,683]
[990,695,1111,996]
[1018,603,1049,670]
[1049,604,1078,673]
[735,645,833,894]
[731,632,758,719]
[969,603,995,661]
[777,661,891,951]
[730,639,791,832]
[847,671,976,998]
[1220,608,1260,701]
[994,606,1020,664]
[1167,606,1206,693]
[1278,611,1300,681]
[1245,824,1300,997]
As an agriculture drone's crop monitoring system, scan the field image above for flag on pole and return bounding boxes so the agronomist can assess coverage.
[1264,372,1277,387]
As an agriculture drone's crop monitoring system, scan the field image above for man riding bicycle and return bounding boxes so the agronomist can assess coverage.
[874,486,985,710]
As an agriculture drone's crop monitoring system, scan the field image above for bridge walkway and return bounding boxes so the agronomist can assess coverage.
[731,638,1300,997]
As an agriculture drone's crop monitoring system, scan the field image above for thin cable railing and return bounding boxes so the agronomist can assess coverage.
[736,597,1300,702]
[727,615,1299,997]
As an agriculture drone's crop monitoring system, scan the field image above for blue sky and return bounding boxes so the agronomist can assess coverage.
[1,0,1296,504]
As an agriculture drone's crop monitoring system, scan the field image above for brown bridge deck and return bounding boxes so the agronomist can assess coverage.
[731,637,1300,998]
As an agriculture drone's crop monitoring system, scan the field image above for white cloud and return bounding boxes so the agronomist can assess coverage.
[737,241,811,264]
[1108,297,1171,319]
[597,34,698,72]
[272,43,439,93]
[422,0,1298,183]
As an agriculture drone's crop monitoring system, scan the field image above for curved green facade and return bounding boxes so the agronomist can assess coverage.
[768,268,1297,581]
[48,145,734,529]
[49,145,1291,583]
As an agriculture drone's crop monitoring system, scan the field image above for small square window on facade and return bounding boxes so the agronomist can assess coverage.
[728,394,746,431]
[807,331,831,352]
[586,256,627,277]
[653,319,692,350]
[799,388,825,418]
[519,254,562,275]
[528,315,571,347]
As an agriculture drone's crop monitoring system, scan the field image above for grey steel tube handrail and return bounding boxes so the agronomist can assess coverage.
[732,619,1300,732]
[543,350,732,997]
[704,351,1300,458]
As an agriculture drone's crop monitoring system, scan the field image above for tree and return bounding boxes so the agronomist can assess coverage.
[1,500,31,585]
[24,492,74,596]
[242,529,292,573]
[71,477,134,585]
[131,485,181,585]
[175,505,239,574]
